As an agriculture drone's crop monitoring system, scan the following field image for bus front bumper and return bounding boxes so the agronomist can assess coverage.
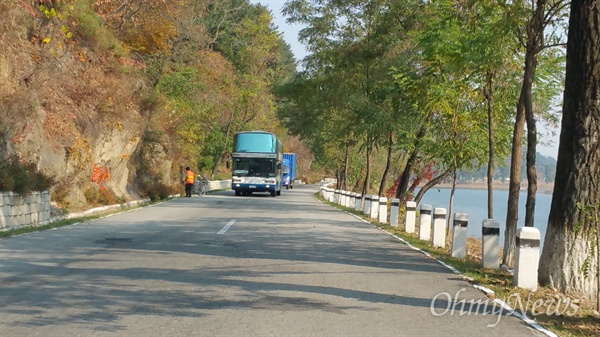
[231,183,276,192]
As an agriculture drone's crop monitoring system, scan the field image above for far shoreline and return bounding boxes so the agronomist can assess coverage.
[422,180,555,195]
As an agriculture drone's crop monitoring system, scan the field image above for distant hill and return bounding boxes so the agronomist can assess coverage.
[457,152,557,183]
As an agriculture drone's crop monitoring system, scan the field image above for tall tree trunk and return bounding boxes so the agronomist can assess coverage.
[362,140,372,196]
[413,168,453,205]
[539,0,599,305]
[484,71,495,219]
[524,0,547,228]
[343,144,350,190]
[448,163,457,236]
[395,126,426,200]
[503,0,545,267]
[378,131,394,196]
[525,108,538,228]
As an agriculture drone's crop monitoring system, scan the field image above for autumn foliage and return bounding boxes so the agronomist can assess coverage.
[0,0,298,209]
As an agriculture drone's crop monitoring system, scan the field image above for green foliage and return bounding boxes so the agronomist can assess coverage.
[157,69,204,100]
[70,0,127,55]
[0,155,55,194]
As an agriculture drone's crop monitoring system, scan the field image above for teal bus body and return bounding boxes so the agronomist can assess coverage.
[231,131,283,197]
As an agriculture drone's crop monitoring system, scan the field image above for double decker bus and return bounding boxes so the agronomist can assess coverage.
[231,131,283,197]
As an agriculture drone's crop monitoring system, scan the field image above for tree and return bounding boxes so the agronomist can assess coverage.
[538,0,599,308]
[281,0,417,195]
[503,0,567,267]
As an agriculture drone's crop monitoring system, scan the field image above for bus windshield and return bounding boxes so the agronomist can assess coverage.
[232,158,276,177]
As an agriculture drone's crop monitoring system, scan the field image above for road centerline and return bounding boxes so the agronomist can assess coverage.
[218,220,237,234]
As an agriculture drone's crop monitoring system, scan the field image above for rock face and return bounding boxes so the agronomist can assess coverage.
[0,1,175,210]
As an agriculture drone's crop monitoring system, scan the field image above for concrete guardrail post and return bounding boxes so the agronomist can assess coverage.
[419,204,432,241]
[405,201,417,233]
[334,190,340,204]
[482,219,500,269]
[432,208,447,247]
[363,195,372,215]
[346,192,353,208]
[514,227,541,291]
[354,193,362,212]
[378,197,388,223]
[451,213,468,258]
[389,198,400,227]
[370,195,379,219]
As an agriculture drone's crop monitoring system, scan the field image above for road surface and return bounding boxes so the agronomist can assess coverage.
[0,185,546,336]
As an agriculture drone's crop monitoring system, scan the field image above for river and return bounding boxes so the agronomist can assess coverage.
[415,188,552,247]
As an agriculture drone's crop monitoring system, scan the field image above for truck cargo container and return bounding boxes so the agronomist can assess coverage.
[282,153,297,189]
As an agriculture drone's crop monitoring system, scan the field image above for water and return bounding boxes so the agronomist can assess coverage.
[415,188,552,247]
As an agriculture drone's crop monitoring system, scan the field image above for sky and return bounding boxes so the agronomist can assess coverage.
[250,0,561,159]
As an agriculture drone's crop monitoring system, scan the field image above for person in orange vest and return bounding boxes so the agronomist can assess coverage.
[184,166,195,197]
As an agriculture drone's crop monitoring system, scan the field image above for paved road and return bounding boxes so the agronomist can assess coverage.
[0,185,545,336]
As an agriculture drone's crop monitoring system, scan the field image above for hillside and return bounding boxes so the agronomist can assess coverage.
[0,0,301,210]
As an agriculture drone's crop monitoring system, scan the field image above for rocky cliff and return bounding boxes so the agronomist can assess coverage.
[0,1,175,210]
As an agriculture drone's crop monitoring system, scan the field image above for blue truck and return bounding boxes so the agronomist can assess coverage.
[282,153,297,189]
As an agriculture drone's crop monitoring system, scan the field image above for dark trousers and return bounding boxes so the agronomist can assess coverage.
[185,183,193,197]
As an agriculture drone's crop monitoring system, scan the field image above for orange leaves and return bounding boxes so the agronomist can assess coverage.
[91,166,110,184]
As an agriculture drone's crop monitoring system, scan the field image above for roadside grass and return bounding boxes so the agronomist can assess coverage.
[0,216,99,239]
[316,193,600,337]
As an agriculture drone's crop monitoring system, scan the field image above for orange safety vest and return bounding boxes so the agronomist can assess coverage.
[185,170,195,184]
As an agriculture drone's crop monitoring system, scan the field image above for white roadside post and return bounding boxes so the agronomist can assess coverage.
[334,190,340,204]
[354,193,362,212]
[419,204,432,241]
[432,208,447,247]
[389,198,400,227]
[339,191,346,206]
[378,197,388,223]
[348,192,355,208]
[405,201,417,233]
[451,213,468,258]
[370,195,380,219]
[514,227,541,291]
[363,195,372,215]
[482,219,500,269]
